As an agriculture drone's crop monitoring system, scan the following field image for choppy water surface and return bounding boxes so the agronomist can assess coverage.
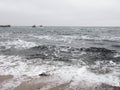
[0,26,120,89]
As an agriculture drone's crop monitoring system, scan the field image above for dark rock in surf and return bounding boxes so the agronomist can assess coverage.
[32,25,36,28]
[39,72,49,76]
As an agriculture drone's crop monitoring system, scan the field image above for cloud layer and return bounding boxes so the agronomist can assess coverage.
[0,0,120,26]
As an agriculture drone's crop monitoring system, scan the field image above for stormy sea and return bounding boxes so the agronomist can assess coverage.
[0,26,120,90]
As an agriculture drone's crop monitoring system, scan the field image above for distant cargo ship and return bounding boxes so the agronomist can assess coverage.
[0,25,11,27]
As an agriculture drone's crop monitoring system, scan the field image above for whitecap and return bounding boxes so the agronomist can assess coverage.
[0,39,37,49]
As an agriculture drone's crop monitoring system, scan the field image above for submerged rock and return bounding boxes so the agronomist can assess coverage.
[39,73,49,76]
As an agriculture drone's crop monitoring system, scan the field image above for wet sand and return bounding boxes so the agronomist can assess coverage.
[0,75,119,90]
[0,75,13,83]
[15,80,72,90]
[15,76,53,90]
[14,77,120,90]
[15,83,120,90]
[15,82,46,90]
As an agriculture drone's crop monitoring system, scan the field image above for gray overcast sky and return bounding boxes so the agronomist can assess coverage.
[0,0,120,26]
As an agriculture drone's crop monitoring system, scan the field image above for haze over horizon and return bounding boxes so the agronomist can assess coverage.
[0,0,120,26]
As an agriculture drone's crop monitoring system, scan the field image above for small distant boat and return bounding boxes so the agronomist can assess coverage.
[40,25,43,27]
[0,25,11,27]
[32,25,36,28]
[32,25,43,28]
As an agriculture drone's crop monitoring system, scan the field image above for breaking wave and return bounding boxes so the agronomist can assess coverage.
[0,27,120,89]
[31,34,120,43]
[0,39,37,50]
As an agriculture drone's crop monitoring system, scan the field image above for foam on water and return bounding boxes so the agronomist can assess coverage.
[31,34,120,43]
[53,66,120,87]
[1,27,120,89]
[0,55,120,88]
[33,35,52,40]
[114,53,120,57]
[32,35,77,42]
[0,55,48,76]
[0,39,37,49]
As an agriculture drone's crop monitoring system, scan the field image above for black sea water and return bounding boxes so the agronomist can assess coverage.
[0,26,120,89]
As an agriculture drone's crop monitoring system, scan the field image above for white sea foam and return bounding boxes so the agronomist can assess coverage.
[114,53,120,58]
[82,35,120,41]
[32,35,78,44]
[32,34,120,44]
[0,55,120,88]
[0,55,47,76]
[53,66,120,87]
[0,39,37,49]
[33,35,52,40]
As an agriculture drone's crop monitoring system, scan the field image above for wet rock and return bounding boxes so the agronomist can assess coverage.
[39,73,49,76]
